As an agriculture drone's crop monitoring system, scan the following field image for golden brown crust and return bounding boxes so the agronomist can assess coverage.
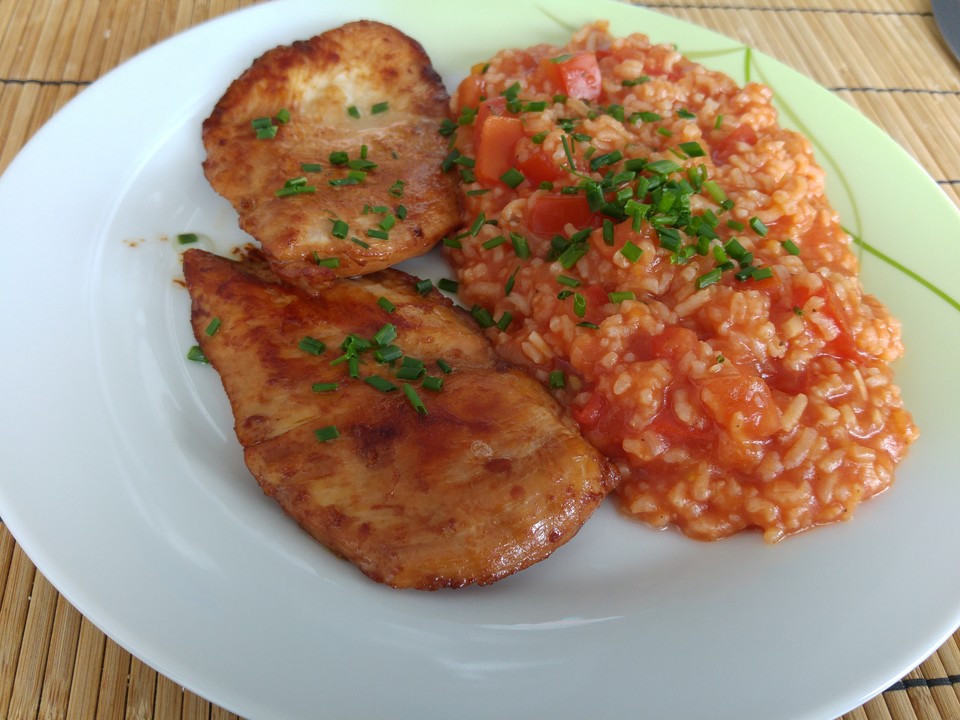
[202,21,461,290]
[183,248,618,589]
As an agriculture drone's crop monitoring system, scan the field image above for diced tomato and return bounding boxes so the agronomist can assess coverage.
[456,72,486,114]
[474,115,525,184]
[472,96,508,146]
[538,52,602,101]
[515,147,563,184]
[571,391,607,432]
[698,374,781,440]
[650,326,699,361]
[790,283,864,362]
[712,123,759,164]
[526,194,595,236]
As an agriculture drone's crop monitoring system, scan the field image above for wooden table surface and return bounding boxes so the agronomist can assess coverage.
[1,1,958,718]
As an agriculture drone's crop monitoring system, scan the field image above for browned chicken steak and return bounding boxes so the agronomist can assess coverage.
[183,248,618,589]
[202,21,460,289]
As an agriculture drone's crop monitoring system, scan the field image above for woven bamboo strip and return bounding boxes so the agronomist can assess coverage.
[37,594,83,720]
[124,656,158,720]
[0,543,36,714]
[96,639,131,720]
[67,617,107,720]
[152,674,182,718]
[7,570,59,719]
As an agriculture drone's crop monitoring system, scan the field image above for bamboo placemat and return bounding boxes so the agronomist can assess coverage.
[1,1,958,718]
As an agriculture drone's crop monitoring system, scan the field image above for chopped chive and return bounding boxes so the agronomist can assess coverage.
[468,212,486,236]
[656,127,673,137]
[622,75,650,87]
[371,101,389,114]
[251,116,273,130]
[715,114,724,129]
[377,296,396,313]
[204,317,221,336]
[496,311,513,331]
[482,235,507,250]
[608,291,636,303]
[366,229,390,240]
[577,321,599,329]
[436,359,453,374]
[470,305,495,329]
[443,236,463,249]
[372,323,398,346]
[300,162,323,173]
[177,232,199,245]
[636,111,661,123]
[751,266,774,280]
[678,141,706,158]
[422,375,443,392]
[749,217,769,236]
[726,219,745,231]
[331,219,349,239]
[500,167,525,188]
[186,345,208,364]
[645,159,681,175]
[402,383,428,415]
[298,336,327,355]
[557,243,589,270]
[602,219,615,246]
[364,375,398,392]
[350,237,370,249]
[703,180,727,203]
[510,232,530,259]
[557,275,582,288]
[549,370,565,388]
[414,279,433,295]
[619,241,643,263]
[696,268,723,289]
[573,292,586,318]
[255,125,278,140]
[374,344,403,363]
[590,150,623,171]
[347,105,360,119]
[782,238,801,255]
[314,256,340,268]
[314,426,339,442]
[531,131,548,144]
[388,179,406,197]
[311,382,338,393]
[505,267,519,296]
[438,278,458,293]
[677,108,697,119]
[275,108,290,124]
[328,151,349,166]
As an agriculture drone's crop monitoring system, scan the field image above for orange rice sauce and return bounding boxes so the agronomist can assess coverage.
[442,22,918,542]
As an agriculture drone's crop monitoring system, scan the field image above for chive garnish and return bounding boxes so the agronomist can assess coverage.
[608,291,636,303]
[300,163,323,173]
[501,168,525,188]
[186,345,208,364]
[312,382,338,393]
[438,278,458,293]
[436,359,453,374]
[470,305,495,328]
[372,323,397,346]
[414,279,433,295]
[299,336,327,355]
[782,239,800,255]
[749,217,768,236]
[314,257,340,268]
[619,241,643,263]
[371,101,389,114]
[402,383,428,415]
[314,426,339,442]
[365,375,398,392]
[482,235,507,250]
[204,317,221,336]
[177,232,199,245]
[377,296,396,313]
[422,375,443,392]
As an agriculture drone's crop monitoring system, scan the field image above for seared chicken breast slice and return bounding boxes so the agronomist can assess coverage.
[202,21,460,290]
[183,249,618,589]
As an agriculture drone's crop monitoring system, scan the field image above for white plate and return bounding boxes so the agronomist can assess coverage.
[2,1,959,718]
